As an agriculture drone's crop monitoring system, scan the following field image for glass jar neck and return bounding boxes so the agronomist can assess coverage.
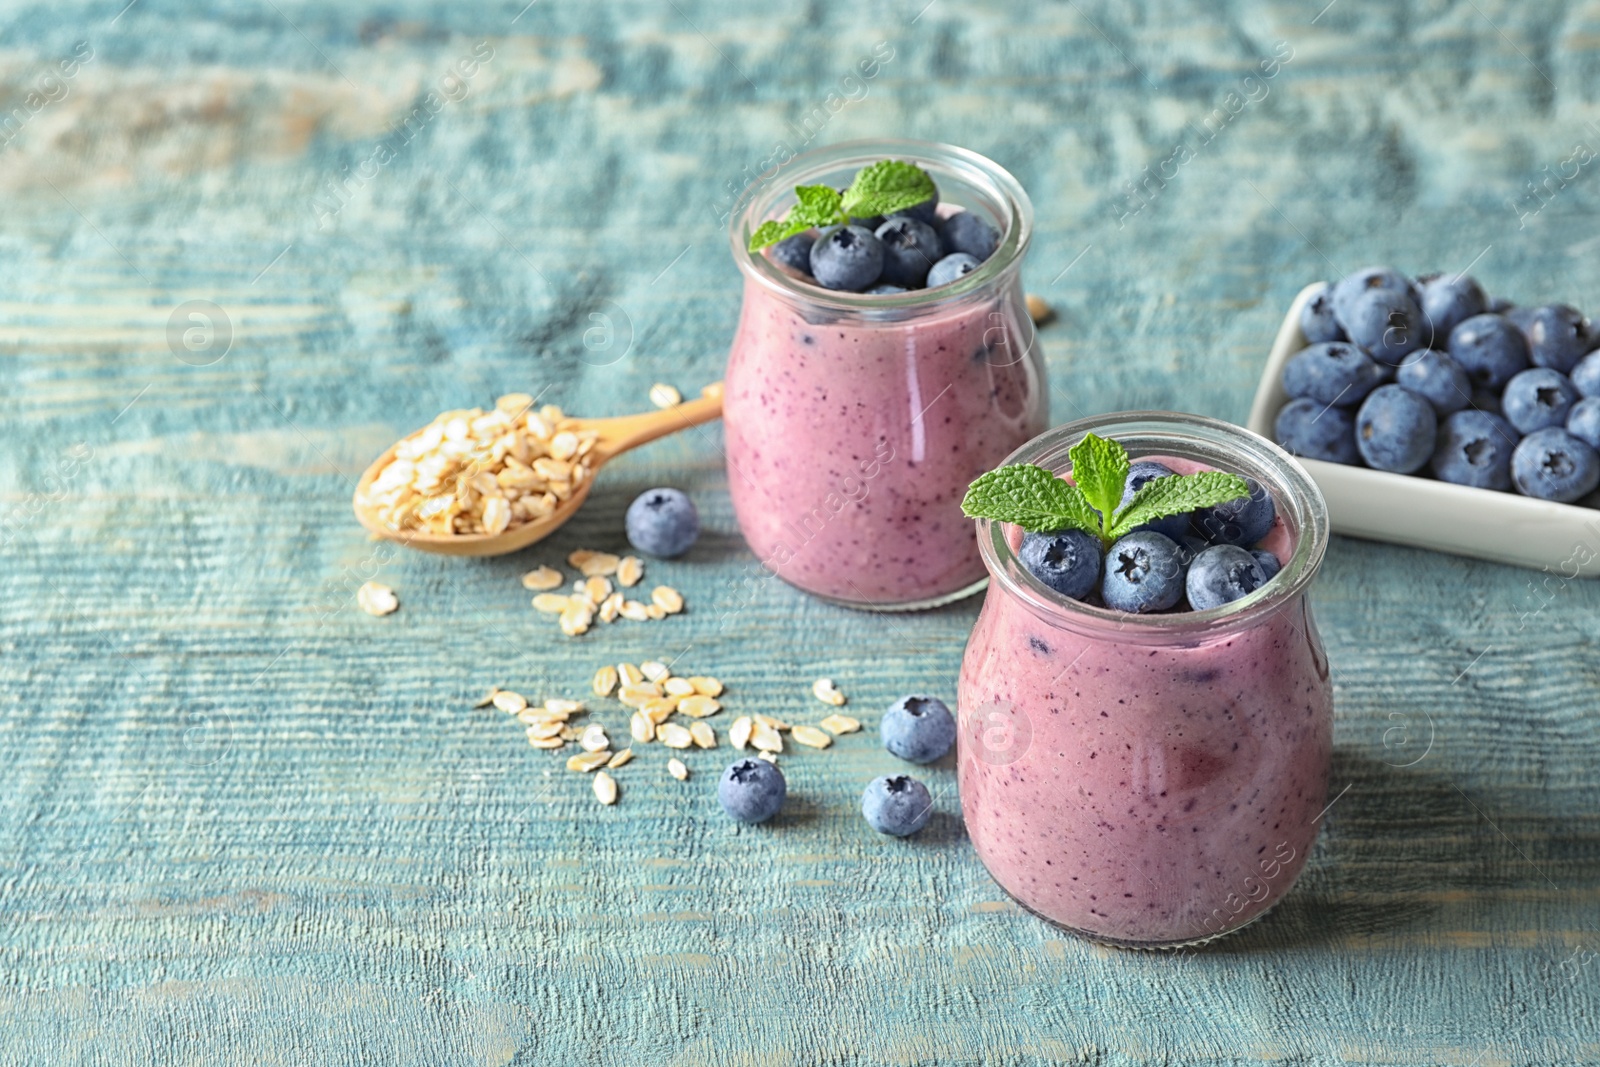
[977,412,1330,645]
[729,139,1033,321]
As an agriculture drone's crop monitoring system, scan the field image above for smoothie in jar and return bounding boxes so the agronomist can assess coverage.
[957,414,1334,947]
[724,141,1047,610]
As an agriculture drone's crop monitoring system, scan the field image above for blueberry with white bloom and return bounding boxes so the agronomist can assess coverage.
[1395,348,1472,416]
[1282,341,1388,407]
[718,758,787,824]
[1355,384,1437,473]
[1430,409,1519,490]
[1331,266,1413,327]
[1344,287,1429,366]
[1299,282,1346,344]
[881,695,956,765]
[1100,531,1187,613]
[861,775,934,837]
[1567,397,1600,450]
[1274,398,1361,464]
[938,210,1000,261]
[1186,544,1270,610]
[1524,305,1591,373]
[1570,352,1600,398]
[625,487,700,558]
[926,253,982,288]
[1450,313,1530,390]
[769,232,815,275]
[1191,477,1276,546]
[874,216,944,288]
[1251,549,1282,582]
[809,225,884,291]
[1417,272,1488,343]
[1019,528,1103,600]
[1511,428,1600,502]
[1501,368,1578,435]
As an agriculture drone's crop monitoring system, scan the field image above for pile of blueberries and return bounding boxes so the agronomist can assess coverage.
[718,694,956,837]
[767,182,1002,294]
[1019,464,1283,614]
[1274,267,1600,504]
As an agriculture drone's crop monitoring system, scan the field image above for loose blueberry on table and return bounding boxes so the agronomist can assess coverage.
[748,159,1002,294]
[880,694,956,764]
[861,774,934,837]
[625,487,700,558]
[1274,266,1600,505]
[718,758,786,824]
[962,432,1280,614]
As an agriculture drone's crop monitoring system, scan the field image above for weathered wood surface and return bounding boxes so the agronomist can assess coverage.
[2,1,1599,1063]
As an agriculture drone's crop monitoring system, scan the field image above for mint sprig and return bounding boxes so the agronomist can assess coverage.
[960,432,1251,548]
[748,160,937,252]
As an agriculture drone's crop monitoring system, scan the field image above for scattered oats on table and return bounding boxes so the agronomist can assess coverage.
[571,550,621,577]
[757,750,778,765]
[791,725,833,749]
[750,719,783,753]
[688,676,723,697]
[592,770,618,805]
[492,690,528,714]
[812,678,847,706]
[532,593,570,614]
[616,556,644,588]
[592,665,619,697]
[657,722,693,749]
[607,748,633,769]
[729,716,753,750]
[667,758,689,781]
[578,724,609,752]
[566,750,610,773]
[649,382,682,408]
[520,566,564,591]
[663,677,696,697]
[640,660,670,683]
[819,713,861,735]
[357,581,399,617]
[472,686,501,709]
[620,600,651,622]
[630,711,655,743]
[618,663,644,687]
[651,586,684,614]
[689,721,717,749]
[677,695,720,718]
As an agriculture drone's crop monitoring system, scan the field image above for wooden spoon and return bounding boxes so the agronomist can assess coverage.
[352,382,725,557]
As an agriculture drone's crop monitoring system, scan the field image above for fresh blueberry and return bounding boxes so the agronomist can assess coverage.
[1281,341,1388,406]
[1299,282,1346,344]
[881,695,956,764]
[1120,461,1192,540]
[1430,409,1519,490]
[1501,368,1578,434]
[1343,287,1429,366]
[1511,428,1600,502]
[1525,305,1592,373]
[1395,348,1472,415]
[717,758,787,824]
[1331,266,1412,327]
[873,216,944,288]
[926,253,981,288]
[937,210,1000,261]
[1100,531,1187,613]
[865,284,907,295]
[1505,305,1539,336]
[1019,528,1103,600]
[769,232,815,275]
[1186,544,1270,610]
[861,775,934,837]
[1571,352,1600,397]
[1251,548,1282,582]
[1567,397,1600,449]
[1450,314,1531,389]
[889,187,940,225]
[1417,272,1488,342]
[1355,384,1438,473]
[809,225,884,291]
[625,487,700,558]
[1274,398,1361,464]
[1191,477,1276,546]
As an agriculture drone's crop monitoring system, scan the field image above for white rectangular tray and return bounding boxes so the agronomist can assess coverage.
[1246,283,1600,576]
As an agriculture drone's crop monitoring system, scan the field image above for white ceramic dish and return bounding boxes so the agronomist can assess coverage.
[1246,282,1600,577]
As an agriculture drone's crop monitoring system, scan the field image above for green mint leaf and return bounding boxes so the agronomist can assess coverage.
[1108,471,1250,540]
[1067,432,1130,532]
[961,463,1101,536]
[748,219,793,252]
[841,160,936,219]
[789,184,844,229]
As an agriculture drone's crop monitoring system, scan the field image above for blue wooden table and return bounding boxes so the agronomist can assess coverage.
[3,2,1599,1063]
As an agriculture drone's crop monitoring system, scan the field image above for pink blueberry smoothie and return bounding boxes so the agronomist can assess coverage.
[957,468,1332,946]
[724,277,1047,605]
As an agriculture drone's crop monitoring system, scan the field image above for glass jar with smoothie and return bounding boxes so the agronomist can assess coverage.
[724,140,1048,610]
[958,413,1333,948]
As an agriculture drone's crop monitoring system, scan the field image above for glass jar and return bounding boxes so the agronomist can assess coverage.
[724,139,1047,611]
[957,413,1333,949]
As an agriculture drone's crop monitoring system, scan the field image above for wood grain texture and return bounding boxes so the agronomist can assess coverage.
[3,1,1600,1064]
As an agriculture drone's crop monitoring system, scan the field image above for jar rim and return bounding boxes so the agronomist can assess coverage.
[975,412,1331,641]
[728,139,1033,316]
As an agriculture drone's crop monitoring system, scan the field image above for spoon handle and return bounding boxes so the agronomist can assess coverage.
[587,381,725,461]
